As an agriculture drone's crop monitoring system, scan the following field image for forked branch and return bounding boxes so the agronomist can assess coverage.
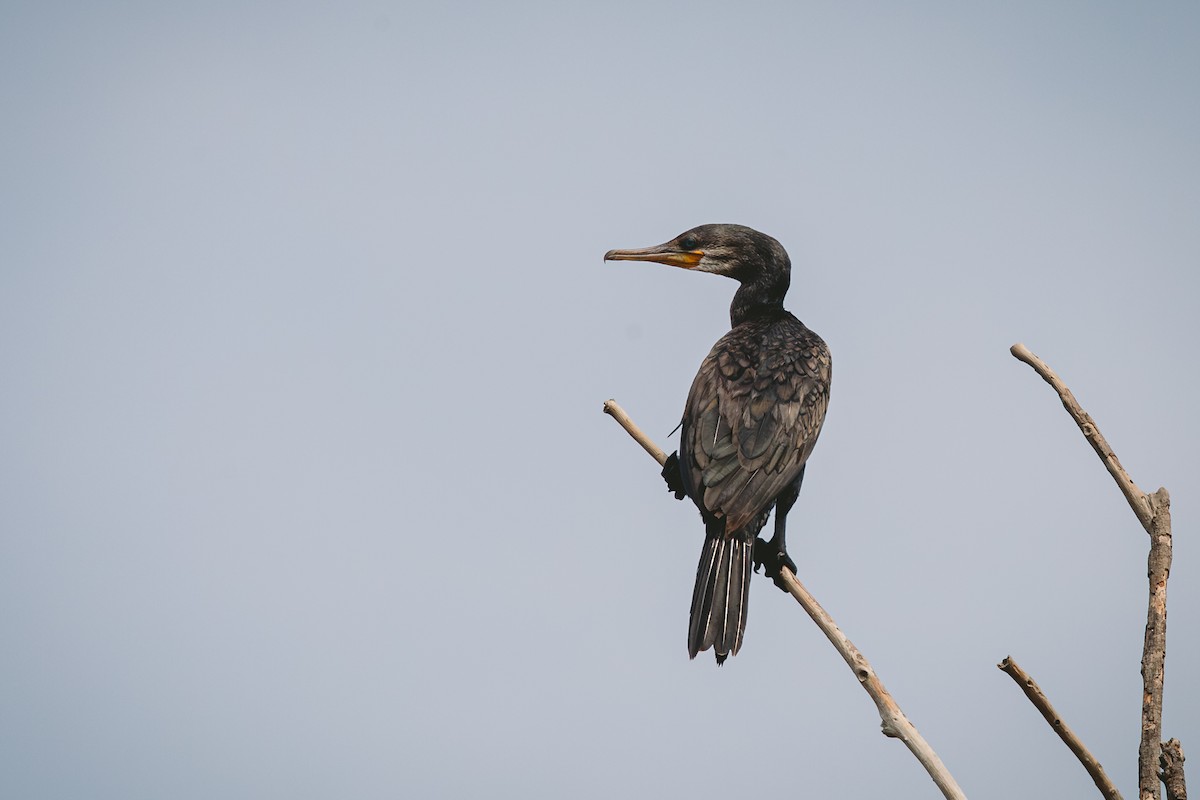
[1009,344,1182,800]
[603,398,967,800]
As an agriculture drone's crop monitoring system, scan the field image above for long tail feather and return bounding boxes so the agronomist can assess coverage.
[688,533,753,663]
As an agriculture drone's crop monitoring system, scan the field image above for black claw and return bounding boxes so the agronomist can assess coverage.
[661,452,686,500]
[754,537,797,591]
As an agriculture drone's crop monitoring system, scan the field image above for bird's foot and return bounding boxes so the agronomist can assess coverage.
[753,538,798,591]
[661,452,686,500]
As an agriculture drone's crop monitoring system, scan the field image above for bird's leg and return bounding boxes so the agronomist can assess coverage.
[661,452,686,500]
[754,467,804,590]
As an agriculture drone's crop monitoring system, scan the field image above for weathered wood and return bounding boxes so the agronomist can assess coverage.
[1160,739,1187,800]
[1142,489,1173,800]
[998,656,1122,800]
[1009,344,1182,800]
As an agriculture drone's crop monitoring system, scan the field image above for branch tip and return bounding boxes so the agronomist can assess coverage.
[999,656,1123,800]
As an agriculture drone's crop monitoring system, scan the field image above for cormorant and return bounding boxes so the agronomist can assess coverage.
[605,224,831,663]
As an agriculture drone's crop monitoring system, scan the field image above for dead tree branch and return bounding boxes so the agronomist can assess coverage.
[998,656,1123,800]
[1160,739,1187,800]
[603,398,967,800]
[1009,343,1181,800]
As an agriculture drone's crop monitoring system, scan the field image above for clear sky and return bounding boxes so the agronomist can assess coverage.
[2,2,1198,798]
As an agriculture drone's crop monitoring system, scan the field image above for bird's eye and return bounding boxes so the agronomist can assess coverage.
[680,236,699,251]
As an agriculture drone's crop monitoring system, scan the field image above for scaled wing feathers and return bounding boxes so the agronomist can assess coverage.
[681,315,830,534]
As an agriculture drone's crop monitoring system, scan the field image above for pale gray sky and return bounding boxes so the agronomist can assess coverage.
[2,2,1198,798]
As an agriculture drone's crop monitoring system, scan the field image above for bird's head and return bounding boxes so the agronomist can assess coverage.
[604,223,789,285]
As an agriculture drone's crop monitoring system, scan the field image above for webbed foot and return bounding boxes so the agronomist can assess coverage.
[753,537,798,591]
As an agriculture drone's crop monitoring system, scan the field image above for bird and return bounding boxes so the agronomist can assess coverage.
[605,224,831,663]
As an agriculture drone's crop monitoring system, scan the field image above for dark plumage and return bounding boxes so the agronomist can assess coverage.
[605,224,831,663]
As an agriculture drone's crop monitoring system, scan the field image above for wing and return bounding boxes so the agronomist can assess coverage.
[679,316,830,534]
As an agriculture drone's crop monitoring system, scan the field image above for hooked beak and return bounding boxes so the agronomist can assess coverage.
[604,244,704,269]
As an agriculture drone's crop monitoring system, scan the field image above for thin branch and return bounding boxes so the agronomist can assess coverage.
[603,398,967,800]
[602,399,668,466]
[1160,739,1187,800]
[777,568,965,800]
[1009,343,1152,525]
[998,656,1123,800]
[1010,343,1181,800]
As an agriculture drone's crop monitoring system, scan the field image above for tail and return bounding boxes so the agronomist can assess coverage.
[688,533,753,664]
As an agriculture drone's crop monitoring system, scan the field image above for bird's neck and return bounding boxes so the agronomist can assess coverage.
[730,273,789,326]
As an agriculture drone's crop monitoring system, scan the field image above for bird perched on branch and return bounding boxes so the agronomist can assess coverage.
[605,224,831,663]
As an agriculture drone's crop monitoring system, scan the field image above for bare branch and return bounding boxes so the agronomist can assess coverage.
[1160,739,1187,800]
[1142,488,1174,800]
[603,399,668,466]
[777,569,966,800]
[1010,343,1182,800]
[1009,343,1151,525]
[603,398,967,800]
[998,656,1123,800]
